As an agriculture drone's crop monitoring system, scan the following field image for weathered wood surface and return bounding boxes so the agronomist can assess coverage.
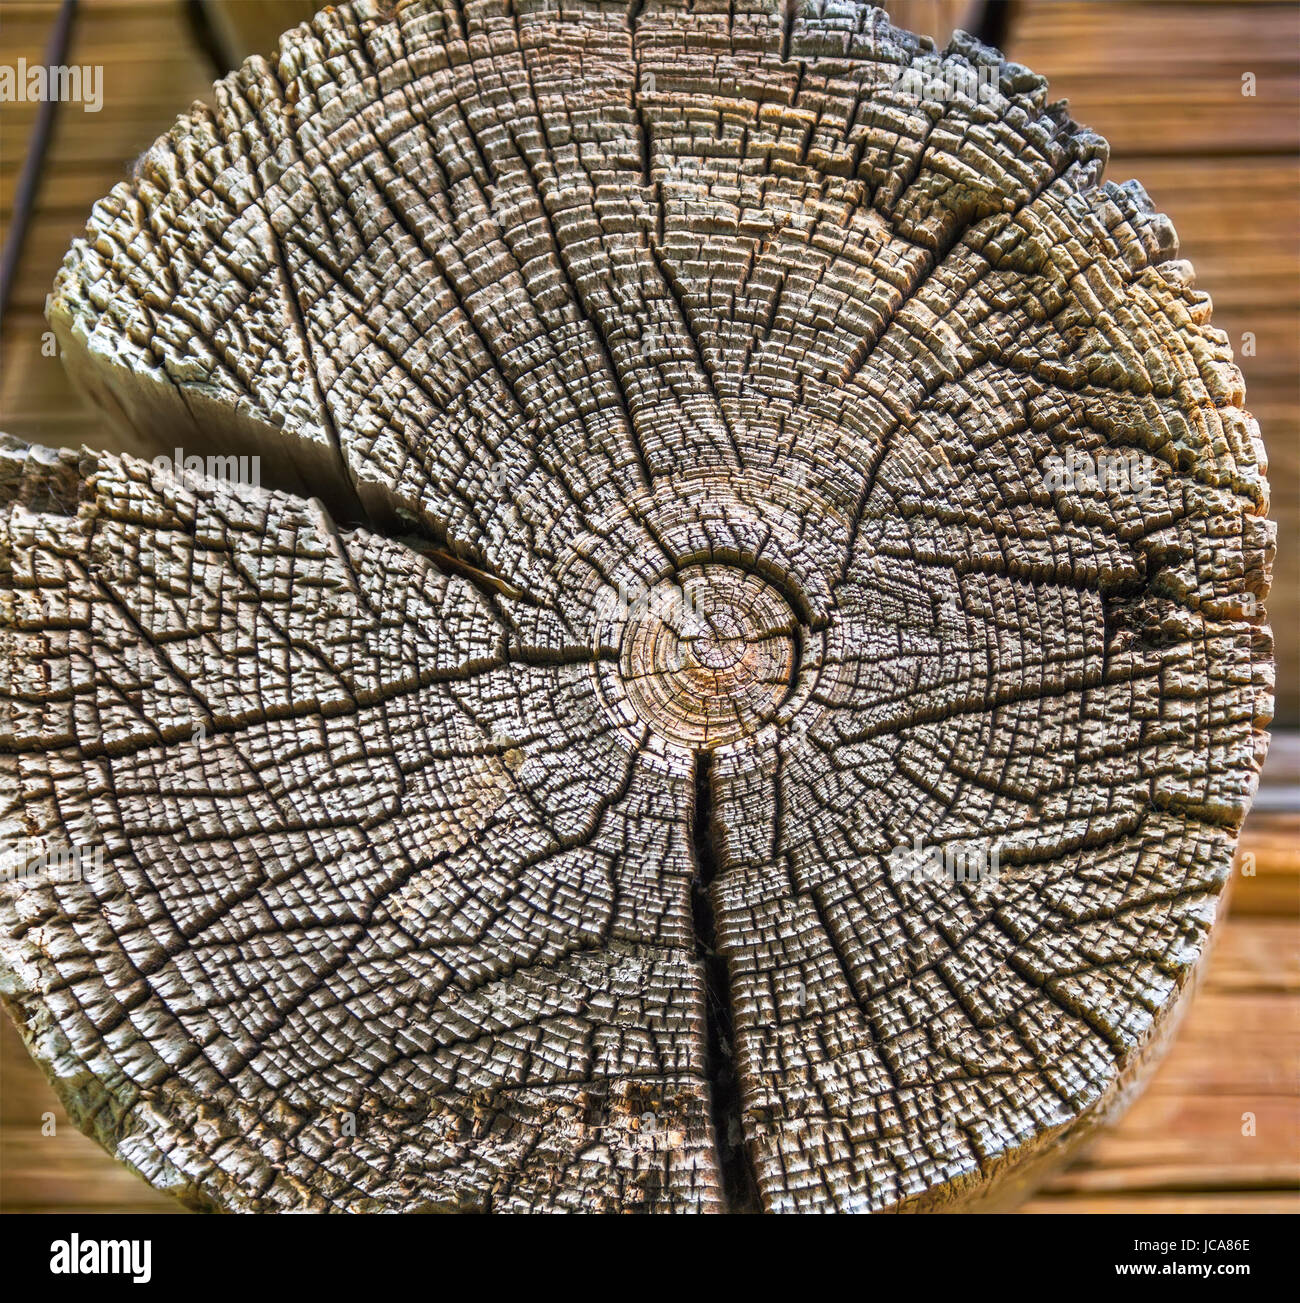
[0,0,1275,1212]
[5,842,1296,1213]
[5,2,1295,725]
[198,0,984,65]
[1003,0,1300,730]
[5,0,1297,712]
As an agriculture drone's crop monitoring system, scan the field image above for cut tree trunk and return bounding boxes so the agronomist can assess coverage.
[0,0,1273,1213]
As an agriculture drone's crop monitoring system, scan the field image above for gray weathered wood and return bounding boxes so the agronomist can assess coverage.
[0,0,1273,1212]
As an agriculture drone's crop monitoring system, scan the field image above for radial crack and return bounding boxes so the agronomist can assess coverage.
[691,750,761,1213]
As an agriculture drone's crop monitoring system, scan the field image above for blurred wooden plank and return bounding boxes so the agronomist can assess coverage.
[1021,912,1300,1212]
[0,311,158,456]
[0,1013,179,1211]
[1142,991,1296,1097]
[880,1,984,44]
[0,312,84,437]
[2,222,92,315]
[0,0,214,454]
[1254,729,1300,794]
[1233,740,1300,920]
[0,1136,182,1212]
[1088,990,1291,1107]
[1204,918,1299,994]
[1235,813,1300,917]
[1125,159,1299,311]
[1009,1,1300,154]
[1020,1191,1299,1212]
[1043,1095,1295,1193]
[200,0,329,65]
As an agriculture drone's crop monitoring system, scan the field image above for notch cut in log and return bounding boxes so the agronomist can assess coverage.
[0,0,1273,1213]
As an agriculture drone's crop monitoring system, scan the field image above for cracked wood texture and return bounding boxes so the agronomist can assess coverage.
[0,0,1274,1213]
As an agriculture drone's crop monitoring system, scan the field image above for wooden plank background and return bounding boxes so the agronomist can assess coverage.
[0,0,1296,1214]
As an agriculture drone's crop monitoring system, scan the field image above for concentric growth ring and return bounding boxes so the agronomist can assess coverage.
[614,565,799,751]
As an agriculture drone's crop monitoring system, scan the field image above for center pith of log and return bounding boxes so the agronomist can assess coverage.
[602,564,803,752]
